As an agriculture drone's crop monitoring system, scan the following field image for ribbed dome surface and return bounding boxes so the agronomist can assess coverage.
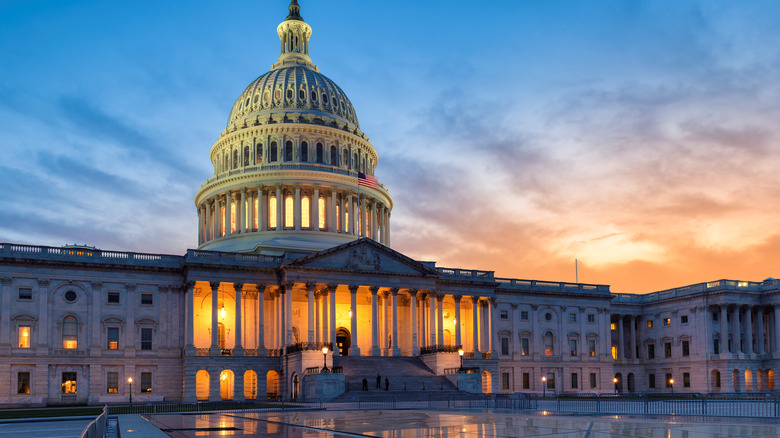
[227,66,360,129]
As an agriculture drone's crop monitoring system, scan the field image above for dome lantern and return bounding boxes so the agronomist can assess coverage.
[273,0,315,70]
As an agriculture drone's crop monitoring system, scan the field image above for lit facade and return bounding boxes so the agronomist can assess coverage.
[1,1,778,406]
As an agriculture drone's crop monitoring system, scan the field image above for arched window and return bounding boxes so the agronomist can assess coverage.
[284,196,294,228]
[336,203,341,232]
[318,197,326,229]
[269,196,277,228]
[343,150,349,169]
[330,146,338,166]
[316,143,323,163]
[344,202,350,233]
[285,141,293,162]
[544,331,554,356]
[243,146,249,166]
[63,315,78,349]
[300,142,308,162]
[256,143,263,164]
[233,150,238,169]
[223,155,228,172]
[270,142,278,162]
[301,197,310,228]
[353,152,358,170]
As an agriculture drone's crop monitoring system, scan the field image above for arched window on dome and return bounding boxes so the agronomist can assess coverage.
[301,196,310,228]
[330,146,338,166]
[270,142,278,162]
[62,315,78,349]
[284,196,294,228]
[352,152,357,170]
[343,150,349,169]
[318,197,326,229]
[322,93,328,104]
[243,146,250,167]
[300,142,308,162]
[223,154,228,173]
[344,201,349,233]
[298,89,305,101]
[233,150,238,169]
[285,141,293,162]
[316,143,323,163]
[336,202,341,232]
[268,196,277,229]
[310,90,317,101]
[256,143,263,164]
[286,89,293,100]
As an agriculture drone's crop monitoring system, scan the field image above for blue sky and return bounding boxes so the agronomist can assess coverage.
[2,1,780,293]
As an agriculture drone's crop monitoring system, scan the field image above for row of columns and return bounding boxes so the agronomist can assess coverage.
[715,303,780,356]
[197,185,390,246]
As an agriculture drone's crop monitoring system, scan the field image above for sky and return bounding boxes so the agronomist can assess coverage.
[2,1,780,294]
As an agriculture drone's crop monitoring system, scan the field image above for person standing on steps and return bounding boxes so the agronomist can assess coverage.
[362,378,368,391]
[385,377,389,391]
[376,373,381,389]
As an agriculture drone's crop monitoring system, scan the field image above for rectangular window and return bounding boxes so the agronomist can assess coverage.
[649,374,656,389]
[107,292,120,304]
[587,314,595,323]
[18,326,31,349]
[107,327,119,350]
[681,315,689,324]
[648,344,655,359]
[520,311,528,320]
[712,312,718,321]
[522,372,530,389]
[663,318,671,326]
[546,373,555,390]
[62,372,77,394]
[501,372,510,390]
[589,373,597,389]
[107,372,118,394]
[683,372,690,388]
[141,372,152,393]
[568,313,576,323]
[141,293,153,305]
[713,338,721,354]
[521,338,529,356]
[141,328,153,351]
[664,342,672,358]
[647,320,653,329]
[569,339,578,356]
[588,340,596,357]
[611,323,616,331]
[682,341,690,357]
[18,287,32,300]
[611,345,617,360]
[571,373,578,389]
[500,310,508,320]
[501,338,509,355]
[665,373,673,388]
[17,372,30,394]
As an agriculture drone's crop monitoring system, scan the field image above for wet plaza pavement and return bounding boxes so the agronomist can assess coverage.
[143,409,780,437]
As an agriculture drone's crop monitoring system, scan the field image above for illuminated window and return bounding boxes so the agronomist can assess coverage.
[611,345,617,359]
[285,141,293,161]
[18,372,30,394]
[318,198,326,229]
[663,318,671,326]
[141,372,152,393]
[330,145,338,166]
[316,143,323,163]
[255,143,263,164]
[230,199,236,233]
[301,197,310,228]
[300,141,308,162]
[610,323,616,330]
[107,372,118,393]
[647,320,653,328]
[336,203,341,231]
[18,326,30,348]
[141,328,153,351]
[107,327,119,350]
[270,141,278,162]
[284,196,294,228]
[344,202,349,233]
[543,331,554,356]
[253,197,259,229]
[521,338,529,355]
[62,372,77,394]
[269,196,277,228]
[357,206,362,236]
[220,205,225,236]
[588,339,596,357]
[62,316,78,349]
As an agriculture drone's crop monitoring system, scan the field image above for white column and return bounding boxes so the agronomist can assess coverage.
[629,315,636,359]
[382,292,389,354]
[429,292,437,347]
[294,184,301,230]
[735,306,742,354]
[758,308,766,355]
[720,304,728,355]
[391,288,400,356]
[313,185,320,230]
[314,292,321,344]
[330,187,338,233]
[257,284,266,355]
[307,283,315,344]
[185,282,195,353]
[489,298,496,355]
[349,285,360,356]
[329,284,338,356]
[455,295,462,348]
[275,184,283,230]
[224,192,232,235]
[385,210,391,246]
[775,305,780,355]
[240,188,247,233]
[197,206,203,245]
[248,191,255,232]
[436,294,444,346]
[370,286,380,356]
[617,315,624,360]
[410,289,419,356]
[258,186,265,231]
[210,282,220,355]
[234,283,243,356]
[213,198,219,238]
[472,296,481,356]
[285,283,293,346]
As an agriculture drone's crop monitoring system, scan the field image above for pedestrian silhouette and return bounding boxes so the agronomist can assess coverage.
[384,377,389,391]
[376,373,381,388]
[362,378,368,391]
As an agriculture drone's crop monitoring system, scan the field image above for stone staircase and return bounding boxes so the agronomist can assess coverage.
[331,356,463,400]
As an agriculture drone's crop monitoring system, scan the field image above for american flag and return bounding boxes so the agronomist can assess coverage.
[358,172,379,189]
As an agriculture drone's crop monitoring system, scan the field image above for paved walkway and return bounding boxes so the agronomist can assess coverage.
[144,409,780,437]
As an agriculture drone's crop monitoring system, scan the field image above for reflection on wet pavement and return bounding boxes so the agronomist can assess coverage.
[144,409,780,437]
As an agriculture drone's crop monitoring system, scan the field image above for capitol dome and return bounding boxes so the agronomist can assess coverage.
[194,0,392,255]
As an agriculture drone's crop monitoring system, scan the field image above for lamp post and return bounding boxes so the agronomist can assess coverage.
[542,376,547,397]
[613,377,618,394]
[322,346,329,372]
[128,377,133,405]
[458,349,464,371]
[669,378,674,395]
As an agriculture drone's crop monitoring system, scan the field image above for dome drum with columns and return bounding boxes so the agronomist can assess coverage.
[195,1,391,255]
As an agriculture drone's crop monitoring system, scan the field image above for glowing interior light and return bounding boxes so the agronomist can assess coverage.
[220,306,227,319]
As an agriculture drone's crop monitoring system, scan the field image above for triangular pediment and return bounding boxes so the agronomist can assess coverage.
[283,238,439,277]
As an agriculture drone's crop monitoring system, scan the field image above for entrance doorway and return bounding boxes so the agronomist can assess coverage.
[337,328,351,356]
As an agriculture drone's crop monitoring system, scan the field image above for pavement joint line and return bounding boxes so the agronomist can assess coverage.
[225,412,377,438]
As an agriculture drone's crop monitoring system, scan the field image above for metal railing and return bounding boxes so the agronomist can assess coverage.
[79,406,107,438]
